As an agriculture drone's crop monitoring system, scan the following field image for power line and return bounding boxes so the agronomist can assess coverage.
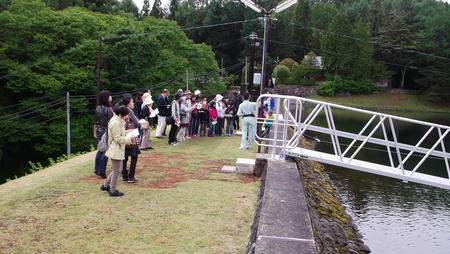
[282,20,450,62]
[0,91,70,112]
[0,19,258,81]
[104,19,258,41]
[212,36,250,50]
[0,98,66,122]
[265,39,450,76]
[0,114,66,139]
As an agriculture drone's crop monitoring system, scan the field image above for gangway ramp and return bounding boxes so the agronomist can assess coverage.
[255,94,450,190]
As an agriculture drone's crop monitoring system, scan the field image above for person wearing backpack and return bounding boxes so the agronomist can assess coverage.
[94,90,113,179]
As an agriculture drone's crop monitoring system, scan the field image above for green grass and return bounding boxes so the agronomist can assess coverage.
[308,93,450,113]
[0,130,259,254]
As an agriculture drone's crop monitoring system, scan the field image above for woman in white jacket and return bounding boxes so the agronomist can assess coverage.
[177,96,192,142]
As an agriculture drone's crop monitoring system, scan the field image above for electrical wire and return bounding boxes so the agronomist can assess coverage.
[0,19,258,81]
[212,36,249,50]
[0,98,66,122]
[264,38,450,76]
[0,91,71,112]
[282,20,450,62]
[0,114,66,139]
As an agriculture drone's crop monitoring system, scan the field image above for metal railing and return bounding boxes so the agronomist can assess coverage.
[255,94,450,190]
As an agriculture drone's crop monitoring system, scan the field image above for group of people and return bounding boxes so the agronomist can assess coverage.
[93,88,251,197]
[154,89,244,145]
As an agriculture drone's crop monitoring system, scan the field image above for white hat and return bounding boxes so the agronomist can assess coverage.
[142,92,151,100]
[143,96,153,107]
[215,94,223,101]
[194,90,201,96]
[139,119,149,124]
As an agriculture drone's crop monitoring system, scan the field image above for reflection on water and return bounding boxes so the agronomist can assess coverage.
[309,110,450,254]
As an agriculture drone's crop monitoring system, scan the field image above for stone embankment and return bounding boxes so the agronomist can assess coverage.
[295,156,371,254]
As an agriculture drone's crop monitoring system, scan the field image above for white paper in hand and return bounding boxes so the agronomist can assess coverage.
[126,128,140,138]
[150,108,159,118]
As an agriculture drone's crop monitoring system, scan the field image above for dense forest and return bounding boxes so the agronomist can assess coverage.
[0,0,449,182]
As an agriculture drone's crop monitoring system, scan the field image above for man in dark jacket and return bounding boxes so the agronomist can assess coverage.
[156,89,171,138]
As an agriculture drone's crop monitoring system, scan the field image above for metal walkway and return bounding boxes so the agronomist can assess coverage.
[255,94,450,190]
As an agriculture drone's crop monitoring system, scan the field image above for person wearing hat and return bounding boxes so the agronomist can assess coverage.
[237,93,257,149]
[215,94,225,136]
[139,95,154,150]
[156,89,171,138]
[169,94,182,145]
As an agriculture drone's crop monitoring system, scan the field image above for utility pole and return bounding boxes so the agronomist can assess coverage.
[248,32,258,96]
[95,36,103,105]
[66,92,71,157]
[260,15,269,95]
[241,57,248,95]
[240,0,297,95]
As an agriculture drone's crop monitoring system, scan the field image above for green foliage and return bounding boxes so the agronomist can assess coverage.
[318,81,335,96]
[292,51,321,81]
[278,58,298,71]
[318,77,376,96]
[0,0,221,182]
[273,65,290,84]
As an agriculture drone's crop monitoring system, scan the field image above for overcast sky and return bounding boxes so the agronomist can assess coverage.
[132,0,450,13]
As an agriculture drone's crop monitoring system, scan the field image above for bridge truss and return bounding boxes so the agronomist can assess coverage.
[255,94,450,190]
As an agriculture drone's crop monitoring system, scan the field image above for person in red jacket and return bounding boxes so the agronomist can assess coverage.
[208,101,218,137]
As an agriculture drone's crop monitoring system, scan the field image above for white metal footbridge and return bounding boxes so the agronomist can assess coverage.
[255,94,450,190]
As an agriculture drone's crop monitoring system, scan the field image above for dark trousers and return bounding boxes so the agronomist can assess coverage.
[262,126,271,138]
[234,116,240,130]
[95,151,108,175]
[226,118,234,135]
[199,121,208,136]
[215,118,224,136]
[189,116,200,135]
[168,123,178,144]
[122,155,137,179]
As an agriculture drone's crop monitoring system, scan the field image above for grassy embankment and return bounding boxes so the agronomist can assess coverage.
[0,133,259,254]
[308,93,450,114]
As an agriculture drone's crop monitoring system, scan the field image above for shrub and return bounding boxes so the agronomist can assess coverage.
[318,81,335,96]
[279,58,298,71]
[273,65,290,84]
[318,77,376,96]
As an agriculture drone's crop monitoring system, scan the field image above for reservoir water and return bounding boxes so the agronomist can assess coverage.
[307,109,450,254]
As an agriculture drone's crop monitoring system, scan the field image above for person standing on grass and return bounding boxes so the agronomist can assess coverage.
[169,94,182,145]
[215,94,225,136]
[156,89,170,138]
[199,98,209,136]
[101,106,137,197]
[94,90,114,179]
[233,92,243,130]
[208,101,218,137]
[237,93,257,150]
[139,96,154,150]
[119,95,141,183]
[224,101,236,136]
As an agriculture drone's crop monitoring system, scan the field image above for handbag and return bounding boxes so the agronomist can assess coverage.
[97,132,108,152]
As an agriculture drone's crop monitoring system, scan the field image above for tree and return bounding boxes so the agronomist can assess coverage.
[141,0,151,17]
[150,0,164,18]
[320,12,354,76]
[116,0,139,18]
[347,21,373,80]
[292,0,311,60]
[168,0,178,20]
